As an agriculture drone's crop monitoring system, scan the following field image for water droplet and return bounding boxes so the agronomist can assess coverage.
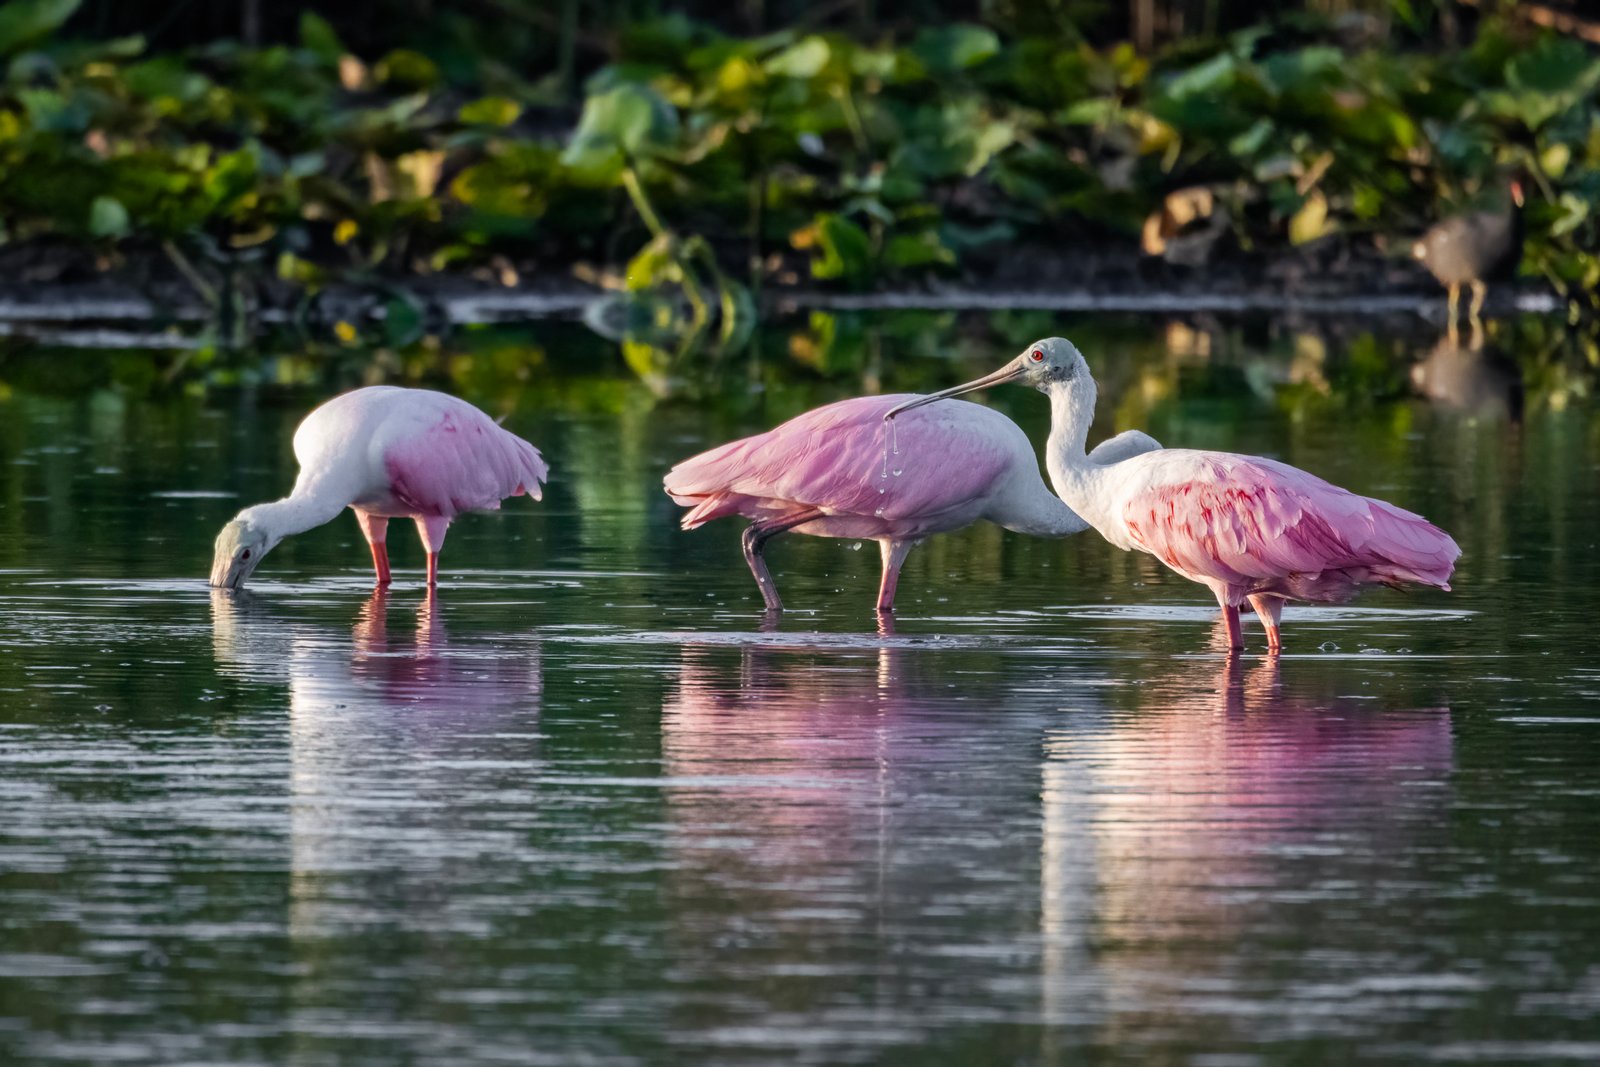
[851,542,863,551]
[874,507,885,517]
[892,467,903,477]
[878,486,885,494]
[1318,641,1340,652]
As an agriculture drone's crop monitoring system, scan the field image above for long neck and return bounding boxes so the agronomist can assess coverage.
[1043,380,1099,508]
[993,477,1090,537]
[237,482,348,545]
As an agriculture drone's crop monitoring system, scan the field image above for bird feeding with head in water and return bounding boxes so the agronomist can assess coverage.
[210,386,547,591]
[663,393,1162,615]
[885,338,1461,651]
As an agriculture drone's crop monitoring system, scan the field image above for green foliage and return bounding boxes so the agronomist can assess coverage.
[0,9,1596,325]
[562,83,678,176]
[0,0,79,57]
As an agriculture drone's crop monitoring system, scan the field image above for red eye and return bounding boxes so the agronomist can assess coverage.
[1031,349,1044,362]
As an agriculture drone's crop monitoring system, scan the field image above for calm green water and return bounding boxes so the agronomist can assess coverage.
[2,313,1599,1064]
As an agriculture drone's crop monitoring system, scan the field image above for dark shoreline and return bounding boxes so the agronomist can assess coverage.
[0,238,1560,341]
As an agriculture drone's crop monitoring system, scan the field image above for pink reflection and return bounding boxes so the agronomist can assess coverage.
[1041,656,1454,1029]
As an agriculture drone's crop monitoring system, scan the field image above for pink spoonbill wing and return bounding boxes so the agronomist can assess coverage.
[1120,452,1460,594]
[665,394,1023,530]
[380,400,548,518]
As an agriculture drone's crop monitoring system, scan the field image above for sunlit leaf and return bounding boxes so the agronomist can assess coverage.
[459,96,522,127]
[562,83,679,175]
[1288,190,1332,245]
[764,37,830,79]
[795,212,871,287]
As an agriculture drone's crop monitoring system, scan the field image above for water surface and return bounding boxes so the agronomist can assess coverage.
[2,313,1598,1064]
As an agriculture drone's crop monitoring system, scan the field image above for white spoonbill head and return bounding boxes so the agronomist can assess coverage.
[210,517,272,590]
[884,336,1089,419]
[1011,336,1090,391]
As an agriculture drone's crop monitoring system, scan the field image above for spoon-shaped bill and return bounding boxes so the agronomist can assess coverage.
[882,360,1027,420]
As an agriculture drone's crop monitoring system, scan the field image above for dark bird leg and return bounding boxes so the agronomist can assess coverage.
[741,508,823,612]
[875,538,917,614]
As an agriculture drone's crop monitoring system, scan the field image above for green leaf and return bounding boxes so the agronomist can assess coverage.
[375,49,440,90]
[1551,193,1589,238]
[883,230,955,270]
[88,196,129,239]
[298,12,344,63]
[1288,190,1332,245]
[1228,118,1274,158]
[912,25,999,74]
[1506,36,1594,95]
[1163,51,1236,100]
[805,212,872,287]
[562,84,678,174]
[0,0,80,58]
[459,96,522,127]
[764,36,830,79]
[624,233,680,292]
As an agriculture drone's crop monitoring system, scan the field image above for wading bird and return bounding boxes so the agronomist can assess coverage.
[886,338,1460,651]
[664,394,1160,614]
[1413,178,1524,335]
[210,386,547,591]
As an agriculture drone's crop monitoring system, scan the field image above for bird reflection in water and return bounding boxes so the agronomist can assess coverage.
[209,588,542,943]
[1411,332,1524,423]
[1040,655,1453,1043]
[658,637,1054,1041]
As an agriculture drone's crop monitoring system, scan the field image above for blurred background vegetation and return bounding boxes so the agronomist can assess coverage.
[0,0,1595,329]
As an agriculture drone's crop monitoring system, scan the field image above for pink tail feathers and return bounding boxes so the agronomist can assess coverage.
[519,441,550,501]
[1364,500,1461,590]
[674,491,742,529]
[664,439,753,529]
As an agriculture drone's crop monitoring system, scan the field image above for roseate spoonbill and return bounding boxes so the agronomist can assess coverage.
[210,386,547,591]
[1413,178,1524,333]
[886,338,1460,651]
[663,394,1161,613]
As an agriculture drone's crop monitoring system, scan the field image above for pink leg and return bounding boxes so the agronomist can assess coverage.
[1247,594,1284,652]
[875,539,916,614]
[353,510,392,587]
[413,516,450,588]
[1217,599,1244,652]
